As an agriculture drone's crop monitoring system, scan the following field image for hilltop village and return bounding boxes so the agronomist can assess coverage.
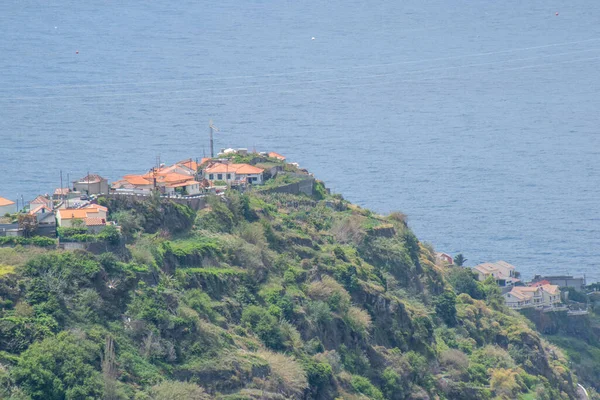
[0,148,594,314]
[1,148,600,399]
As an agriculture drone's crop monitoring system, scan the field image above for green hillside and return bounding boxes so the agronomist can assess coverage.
[0,185,592,399]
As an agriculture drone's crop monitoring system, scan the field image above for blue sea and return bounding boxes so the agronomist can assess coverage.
[1,0,599,281]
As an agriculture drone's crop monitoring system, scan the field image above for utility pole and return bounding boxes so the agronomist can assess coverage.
[209,120,219,158]
[60,170,63,203]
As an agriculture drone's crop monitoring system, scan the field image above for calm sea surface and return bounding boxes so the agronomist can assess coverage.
[1,0,599,281]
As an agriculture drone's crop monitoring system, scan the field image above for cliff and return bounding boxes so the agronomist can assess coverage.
[0,183,591,399]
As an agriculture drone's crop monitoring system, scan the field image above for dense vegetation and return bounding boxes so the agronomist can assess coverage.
[0,185,593,399]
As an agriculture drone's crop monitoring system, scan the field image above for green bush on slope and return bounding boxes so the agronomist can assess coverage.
[0,189,584,399]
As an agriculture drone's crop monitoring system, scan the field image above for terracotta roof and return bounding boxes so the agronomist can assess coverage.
[29,205,52,215]
[505,290,529,300]
[474,264,497,274]
[268,151,286,160]
[85,217,106,226]
[30,195,52,207]
[177,159,199,171]
[531,280,551,287]
[200,157,212,165]
[204,163,264,175]
[540,284,560,295]
[57,209,89,219]
[161,173,193,183]
[123,175,152,186]
[0,197,15,207]
[85,204,108,213]
[74,174,105,184]
[235,164,264,174]
[167,180,200,188]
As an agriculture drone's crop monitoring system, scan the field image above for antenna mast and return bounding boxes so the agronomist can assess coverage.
[209,120,219,158]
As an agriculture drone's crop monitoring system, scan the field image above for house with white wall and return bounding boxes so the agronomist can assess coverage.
[0,197,17,215]
[473,261,520,286]
[203,163,264,185]
[56,204,108,229]
[503,284,561,310]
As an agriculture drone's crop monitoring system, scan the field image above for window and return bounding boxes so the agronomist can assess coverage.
[209,174,214,180]
[217,174,223,180]
[226,174,231,179]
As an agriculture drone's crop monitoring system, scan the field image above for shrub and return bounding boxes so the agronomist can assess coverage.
[350,375,384,400]
[344,306,372,338]
[241,306,284,350]
[149,380,210,400]
[257,351,309,399]
[307,276,350,313]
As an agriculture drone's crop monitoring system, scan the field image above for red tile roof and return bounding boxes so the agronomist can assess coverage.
[123,175,152,186]
[0,197,15,207]
[268,151,286,161]
[85,217,106,226]
[204,163,264,175]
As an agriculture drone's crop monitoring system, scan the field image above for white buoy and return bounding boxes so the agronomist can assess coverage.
[311,37,315,40]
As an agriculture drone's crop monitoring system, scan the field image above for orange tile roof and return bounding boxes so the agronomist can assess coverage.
[30,195,52,206]
[123,175,152,186]
[200,157,212,165]
[85,204,108,212]
[167,180,200,188]
[540,284,560,295]
[204,163,264,175]
[234,164,265,174]
[0,197,15,207]
[268,151,286,160]
[161,173,194,183]
[177,159,199,171]
[29,205,52,215]
[85,217,106,226]
[54,188,70,195]
[531,280,551,287]
[57,209,89,219]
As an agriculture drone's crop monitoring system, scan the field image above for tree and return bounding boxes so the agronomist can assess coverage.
[11,332,103,400]
[453,253,467,267]
[435,291,457,326]
[447,268,485,299]
[17,214,38,238]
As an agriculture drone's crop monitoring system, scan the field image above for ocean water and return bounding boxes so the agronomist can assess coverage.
[1,0,599,281]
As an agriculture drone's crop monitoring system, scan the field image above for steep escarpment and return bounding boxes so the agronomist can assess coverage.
[0,188,588,399]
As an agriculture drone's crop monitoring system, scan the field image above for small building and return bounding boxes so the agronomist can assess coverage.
[503,284,561,310]
[165,180,201,196]
[56,204,108,230]
[0,196,17,215]
[29,205,55,226]
[268,151,286,161]
[473,261,520,287]
[112,175,154,195]
[436,252,453,265]
[73,174,109,195]
[203,163,264,185]
[29,195,53,210]
[532,275,586,291]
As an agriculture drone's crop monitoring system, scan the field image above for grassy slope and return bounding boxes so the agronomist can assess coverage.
[0,188,590,400]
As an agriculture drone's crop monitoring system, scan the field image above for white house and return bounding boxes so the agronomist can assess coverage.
[73,174,109,195]
[30,195,53,210]
[203,163,264,185]
[473,261,520,286]
[29,205,55,226]
[503,285,561,310]
[112,175,154,195]
[0,196,17,215]
[164,180,201,196]
[56,204,108,229]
